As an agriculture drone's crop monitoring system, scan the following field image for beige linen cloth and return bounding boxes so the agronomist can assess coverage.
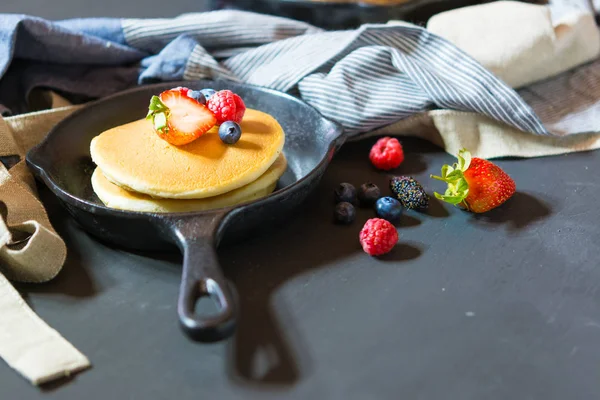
[0,93,89,385]
[373,1,600,159]
[2,0,600,386]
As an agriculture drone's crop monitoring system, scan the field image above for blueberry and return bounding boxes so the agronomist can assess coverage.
[334,202,356,224]
[358,182,381,207]
[334,183,357,204]
[187,90,206,105]
[200,88,217,101]
[375,197,403,222]
[219,121,242,144]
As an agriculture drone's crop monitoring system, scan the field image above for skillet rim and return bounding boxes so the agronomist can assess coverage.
[254,0,409,9]
[26,80,345,219]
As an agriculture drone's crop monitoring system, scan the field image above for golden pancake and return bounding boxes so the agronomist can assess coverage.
[90,108,285,199]
[92,154,287,213]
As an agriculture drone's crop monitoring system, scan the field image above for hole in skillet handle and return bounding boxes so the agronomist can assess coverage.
[159,211,237,342]
[194,290,223,318]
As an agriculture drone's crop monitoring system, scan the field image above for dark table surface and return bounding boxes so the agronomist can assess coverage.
[3,1,600,399]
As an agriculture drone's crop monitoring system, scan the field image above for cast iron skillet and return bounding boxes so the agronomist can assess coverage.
[214,0,494,30]
[26,80,345,342]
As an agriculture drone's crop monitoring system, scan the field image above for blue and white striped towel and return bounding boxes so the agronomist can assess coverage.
[0,10,593,141]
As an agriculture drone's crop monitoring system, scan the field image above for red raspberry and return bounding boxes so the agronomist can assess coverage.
[233,92,246,122]
[359,218,398,256]
[369,137,404,170]
[206,90,246,125]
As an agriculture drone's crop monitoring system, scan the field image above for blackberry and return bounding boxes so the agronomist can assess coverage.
[390,176,429,210]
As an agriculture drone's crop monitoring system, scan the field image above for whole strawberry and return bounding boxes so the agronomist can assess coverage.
[430,149,516,213]
[206,90,246,125]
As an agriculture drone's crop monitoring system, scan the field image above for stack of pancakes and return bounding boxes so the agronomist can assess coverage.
[90,108,286,213]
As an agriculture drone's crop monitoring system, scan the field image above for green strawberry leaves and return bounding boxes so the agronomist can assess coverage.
[430,148,472,206]
[146,95,170,133]
[147,95,167,114]
[152,112,167,131]
[456,148,471,171]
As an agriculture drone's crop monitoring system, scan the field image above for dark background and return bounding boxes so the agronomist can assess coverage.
[2,1,600,399]
[2,0,210,18]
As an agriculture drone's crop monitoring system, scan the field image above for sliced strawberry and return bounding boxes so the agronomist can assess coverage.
[171,86,190,96]
[146,89,216,146]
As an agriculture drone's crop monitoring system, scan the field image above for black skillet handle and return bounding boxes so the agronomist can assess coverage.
[161,212,236,342]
